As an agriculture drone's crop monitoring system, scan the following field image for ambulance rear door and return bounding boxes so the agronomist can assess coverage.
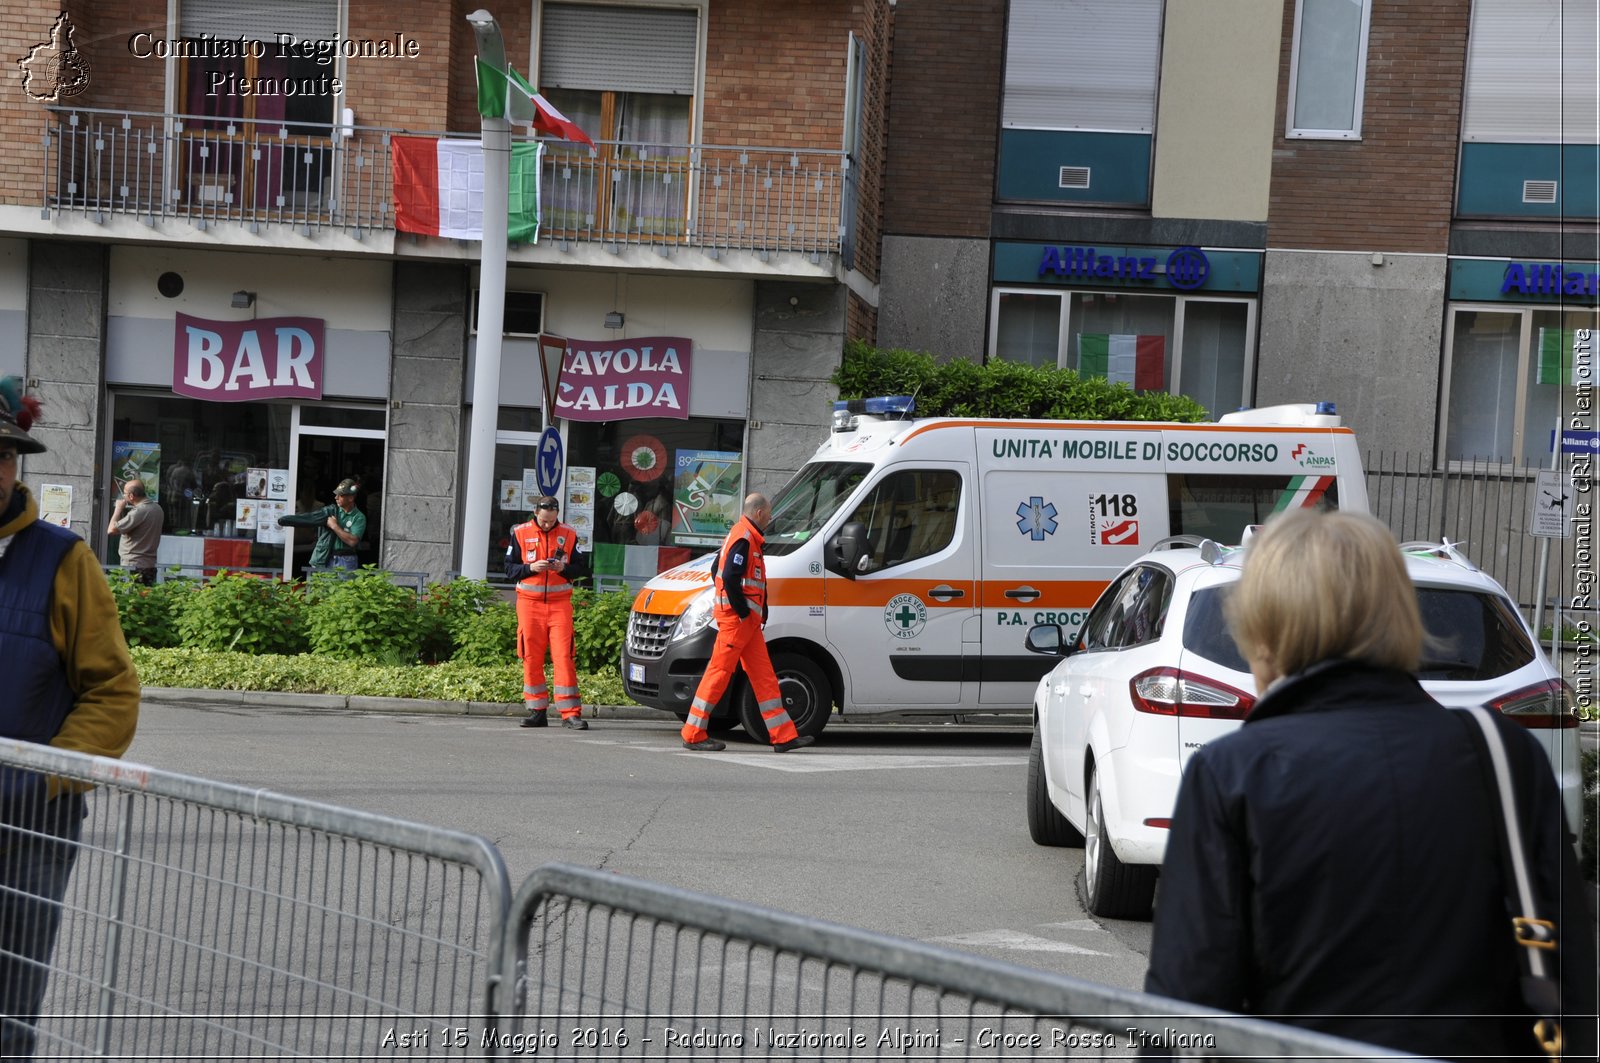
[824,462,977,708]
[978,425,1170,707]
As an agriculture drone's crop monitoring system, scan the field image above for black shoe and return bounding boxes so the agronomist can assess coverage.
[563,716,589,731]
[520,711,548,728]
[773,735,815,753]
[682,738,726,752]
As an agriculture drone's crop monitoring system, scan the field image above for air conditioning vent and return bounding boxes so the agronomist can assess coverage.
[1522,180,1558,204]
[1058,166,1091,190]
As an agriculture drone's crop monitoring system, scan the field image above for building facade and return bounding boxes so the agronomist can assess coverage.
[0,0,888,585]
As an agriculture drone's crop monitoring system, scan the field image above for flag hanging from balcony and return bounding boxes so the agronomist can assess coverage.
[1077,333,1165,390]
[391,136,544,243]
[475,58,595,148]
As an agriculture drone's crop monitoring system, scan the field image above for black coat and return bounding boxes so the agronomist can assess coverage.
[1145,659,1595,1062]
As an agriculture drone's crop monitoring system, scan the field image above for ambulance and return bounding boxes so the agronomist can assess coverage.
[620,397,1368,738]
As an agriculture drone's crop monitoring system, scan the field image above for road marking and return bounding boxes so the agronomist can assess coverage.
[1038,919,1109,934]
[927,929,1107,956]
[676,752,1025,773]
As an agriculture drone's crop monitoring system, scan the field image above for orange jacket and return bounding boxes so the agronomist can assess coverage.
[508,520,579,600]
[712,514,767,619]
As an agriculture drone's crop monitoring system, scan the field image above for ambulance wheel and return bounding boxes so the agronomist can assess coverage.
[738,652,832,740]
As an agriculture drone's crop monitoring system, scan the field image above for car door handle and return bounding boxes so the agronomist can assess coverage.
[1004,586,1041,602]
[1078,685,1094,698]
[928,585,964,601]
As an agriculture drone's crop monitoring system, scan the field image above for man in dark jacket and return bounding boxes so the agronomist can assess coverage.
[1144,509,1595,1063]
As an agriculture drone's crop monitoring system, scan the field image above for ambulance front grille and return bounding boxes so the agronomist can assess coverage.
[627,611,677,660]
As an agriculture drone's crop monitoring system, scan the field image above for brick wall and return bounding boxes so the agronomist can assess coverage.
[1267,0,1468,253]
[343,0,453,134]
[880,0,1002,240]
[702,0,850,149]
[847,287,877,345]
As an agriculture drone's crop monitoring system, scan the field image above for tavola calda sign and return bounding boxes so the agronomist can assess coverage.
[554,337,691,421]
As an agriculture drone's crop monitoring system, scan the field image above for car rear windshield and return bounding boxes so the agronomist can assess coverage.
[1181,585,1536,682]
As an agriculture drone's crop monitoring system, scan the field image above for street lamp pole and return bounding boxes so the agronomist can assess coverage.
[460,9,509,580]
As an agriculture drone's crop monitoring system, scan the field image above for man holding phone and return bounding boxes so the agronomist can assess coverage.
[506,495,589,730]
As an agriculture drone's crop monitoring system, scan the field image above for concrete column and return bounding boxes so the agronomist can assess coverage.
[746,282,847,497]
[384,262,469,581]
[877,235,991,363]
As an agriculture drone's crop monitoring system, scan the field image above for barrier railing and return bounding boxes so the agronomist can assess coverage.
[2,743,1429,1060]
[0,739,510,1058]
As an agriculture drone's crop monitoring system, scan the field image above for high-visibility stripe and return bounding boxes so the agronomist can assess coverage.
[517,580,573,595]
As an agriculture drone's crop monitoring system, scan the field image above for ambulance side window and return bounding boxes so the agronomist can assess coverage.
[845,469,962,572]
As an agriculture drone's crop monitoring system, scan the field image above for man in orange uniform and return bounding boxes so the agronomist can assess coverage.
[681,493,814,753]
[506,495,589,730]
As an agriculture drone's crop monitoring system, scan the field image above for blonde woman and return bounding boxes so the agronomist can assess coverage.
[1144,509,1593,1061]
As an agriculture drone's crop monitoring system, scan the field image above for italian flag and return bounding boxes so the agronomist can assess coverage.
[1077,333,1165,390]
[390,137,544,243]
[476,58,595,147]
[1537,326,1585,386]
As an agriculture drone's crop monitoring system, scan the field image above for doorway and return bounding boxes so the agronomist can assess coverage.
[286,406,387,579]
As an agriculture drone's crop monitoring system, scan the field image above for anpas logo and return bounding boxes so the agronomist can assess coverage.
[1290,442,1336,469]
[884,593,928,640]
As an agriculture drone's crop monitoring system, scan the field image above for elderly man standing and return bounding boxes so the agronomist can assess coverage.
[0,377,140,1057]
[278,477,365,571]
[106,478,163,585]
[680,493,814,753]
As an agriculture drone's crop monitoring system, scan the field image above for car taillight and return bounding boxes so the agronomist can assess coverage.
[1487,679,1579,729]
[1130,667,1255,720]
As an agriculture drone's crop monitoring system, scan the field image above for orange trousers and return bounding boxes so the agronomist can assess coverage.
[681,611,799,746]
[516,595,582,720]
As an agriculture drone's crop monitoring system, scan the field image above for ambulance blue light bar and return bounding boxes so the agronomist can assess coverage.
[831,395,916,432]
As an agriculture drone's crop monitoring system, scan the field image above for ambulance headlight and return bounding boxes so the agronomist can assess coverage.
[671,588,715,642]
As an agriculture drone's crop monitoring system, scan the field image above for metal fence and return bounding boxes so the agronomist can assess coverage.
[43,107,847,255]
[1366,449,1584,614]
[2,741,1422,1060]
[496,863,1410,1061]
[1,738,510,1058]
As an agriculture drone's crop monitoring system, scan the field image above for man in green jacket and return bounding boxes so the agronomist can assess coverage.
[278,477,366,570]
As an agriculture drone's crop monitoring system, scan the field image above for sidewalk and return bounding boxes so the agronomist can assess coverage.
[139,685,668,721]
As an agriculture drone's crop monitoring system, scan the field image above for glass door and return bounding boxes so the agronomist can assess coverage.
[284,405,387,579]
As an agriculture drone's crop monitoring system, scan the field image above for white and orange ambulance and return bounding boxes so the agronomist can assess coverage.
[621,397,1368,738]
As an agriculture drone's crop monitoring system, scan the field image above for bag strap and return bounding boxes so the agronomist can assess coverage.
[1458,705,1564,1060]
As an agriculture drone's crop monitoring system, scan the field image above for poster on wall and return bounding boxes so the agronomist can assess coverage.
[113,441,161,502]
[234,498,258,531]
[499,480,526,511]
[267,468,290,500]
[565,466,596,551]
[38,483,72,528]
[245,468,270,499]
[521,467,542,505]
[672,450,742,546]
[254,500,286,544]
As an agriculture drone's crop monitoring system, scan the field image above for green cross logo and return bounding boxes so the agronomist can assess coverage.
[884,593,927,640]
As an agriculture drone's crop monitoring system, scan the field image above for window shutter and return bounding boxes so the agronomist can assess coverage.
[540,4,698,95]
[1463,0,1599,143]
[1003,0,1163,132]
[180,0,339,43]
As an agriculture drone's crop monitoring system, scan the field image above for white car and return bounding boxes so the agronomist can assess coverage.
[1025,538,1585,921]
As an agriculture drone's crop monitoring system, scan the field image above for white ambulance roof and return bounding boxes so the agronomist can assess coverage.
[1217,403,1342,428]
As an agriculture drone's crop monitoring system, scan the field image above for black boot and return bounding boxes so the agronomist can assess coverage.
[520,710,548,728]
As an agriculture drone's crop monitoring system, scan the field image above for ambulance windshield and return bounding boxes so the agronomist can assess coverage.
[763,461,872,556]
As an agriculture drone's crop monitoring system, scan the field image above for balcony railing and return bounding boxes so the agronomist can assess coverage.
[42,107,848,257]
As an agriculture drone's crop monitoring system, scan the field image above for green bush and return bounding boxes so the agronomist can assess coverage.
[304,567,422,663]
[452,599,519,666]
[832,338,1210,422]
[418,577,503,662]
[107,570,187,648]
[173,571,308,655]
[572,587,633,673]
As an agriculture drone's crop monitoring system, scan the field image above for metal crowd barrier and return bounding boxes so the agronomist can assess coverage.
[497,863,1415,1061]
[3,739,1423,1060]
[0,739,510,1058]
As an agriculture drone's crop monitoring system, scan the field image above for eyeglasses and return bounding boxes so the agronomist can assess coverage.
[535,503,559,512]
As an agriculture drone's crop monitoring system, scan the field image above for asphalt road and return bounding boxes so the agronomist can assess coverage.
[126,701,1157,994]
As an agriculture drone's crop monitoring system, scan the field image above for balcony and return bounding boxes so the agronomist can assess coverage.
[41,107,849,261]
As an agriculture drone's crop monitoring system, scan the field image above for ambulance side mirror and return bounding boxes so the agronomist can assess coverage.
[828,521,869,579]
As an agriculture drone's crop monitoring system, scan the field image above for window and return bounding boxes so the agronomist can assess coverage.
[1462,0,1599,144]
[472,291,545,337]
[177,0,339,209]
[842,469,962,573]
[1443,307,1595,464]
[1286,0,1372,139]
[538,3,698,239]
[991,289,1255,418]
[1167,474,1340,543]
[1003,0,1162,132]
[1079,567,1170,652]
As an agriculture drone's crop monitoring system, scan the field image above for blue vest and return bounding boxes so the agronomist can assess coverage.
[0,520,77,744]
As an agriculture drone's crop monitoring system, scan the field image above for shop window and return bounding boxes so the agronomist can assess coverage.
[1286,0,1372,139]
[566,416,744,591]
[537,3,697,239]
[1443,307,1595,464]
[843,469,962,573]
[994,292,1062,368]
[177,0,339,210]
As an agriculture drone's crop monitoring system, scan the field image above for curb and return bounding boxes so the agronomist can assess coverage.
[140,686,670,722]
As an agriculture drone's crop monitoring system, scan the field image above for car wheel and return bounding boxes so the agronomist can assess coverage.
[738,651,832,739]
[1027,726,1083,847]
[1080,761,1157,920]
